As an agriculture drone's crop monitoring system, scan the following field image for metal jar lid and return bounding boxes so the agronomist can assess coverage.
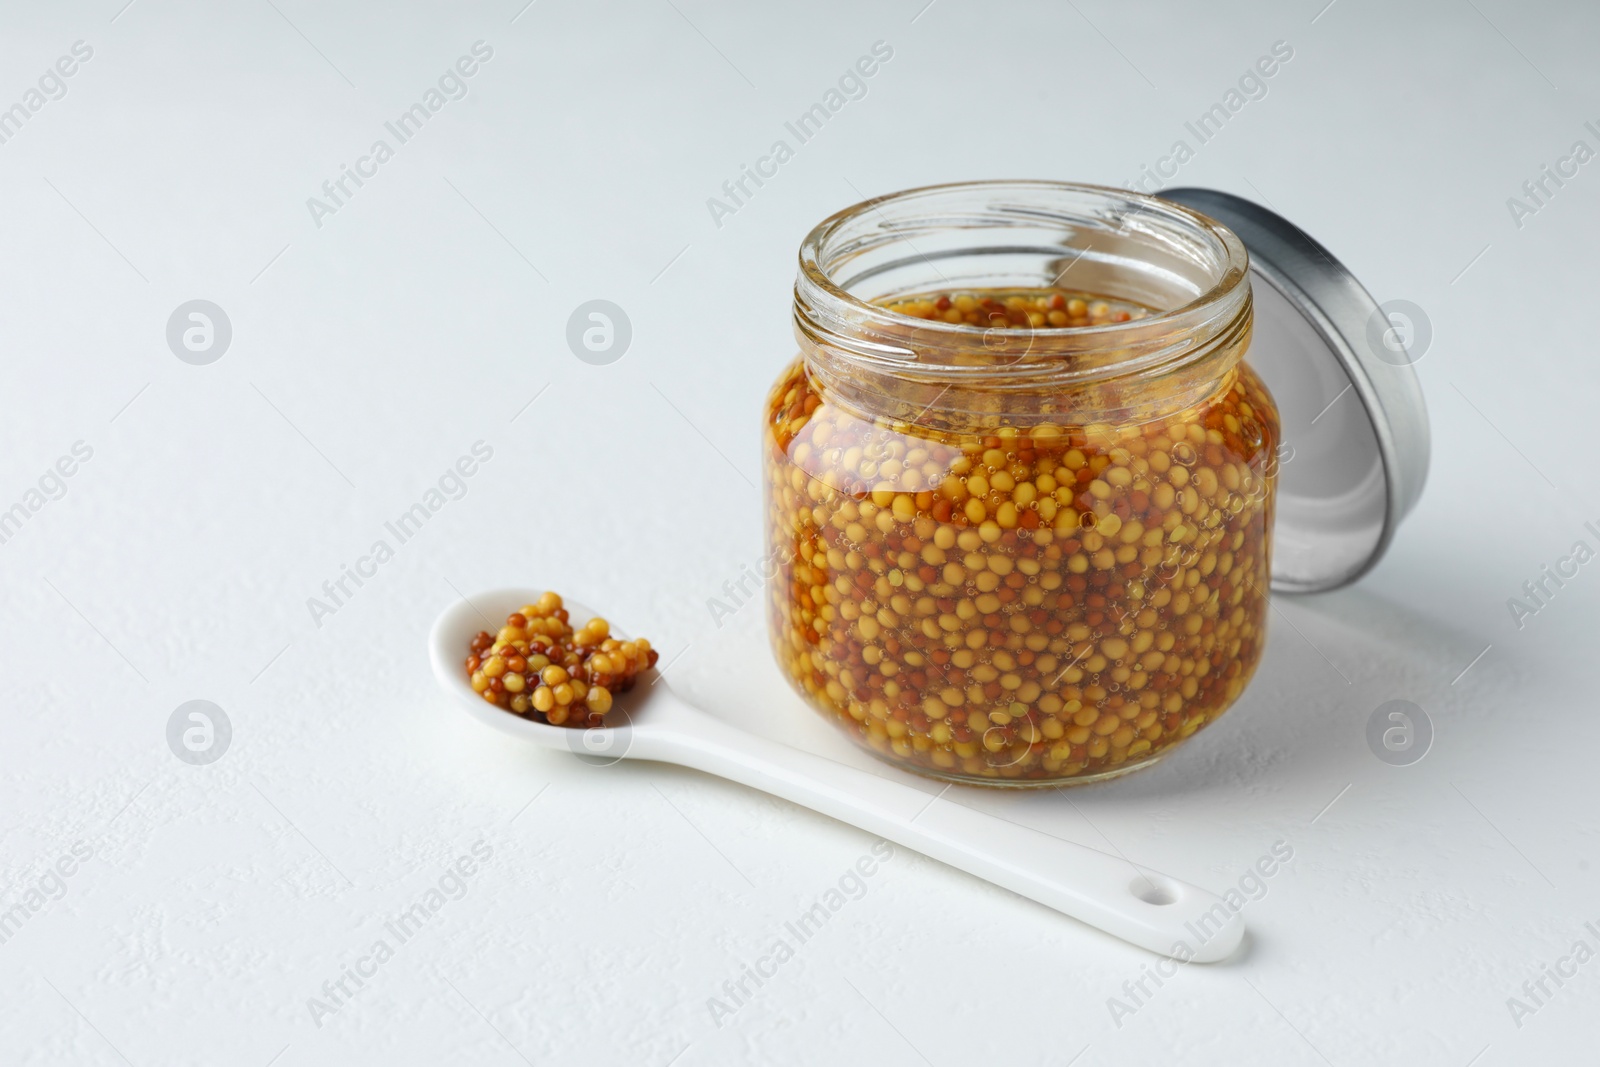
[1159,187,1430,594]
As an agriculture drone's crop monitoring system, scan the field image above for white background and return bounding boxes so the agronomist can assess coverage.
[1,0,1597,1064]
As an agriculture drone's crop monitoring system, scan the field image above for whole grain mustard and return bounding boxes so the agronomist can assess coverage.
[764,288,1279,785]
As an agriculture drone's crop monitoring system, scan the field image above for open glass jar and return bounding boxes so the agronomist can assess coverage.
[762,181,1281,787]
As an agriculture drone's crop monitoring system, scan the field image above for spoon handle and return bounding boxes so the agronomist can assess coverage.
[633,693,1242,962]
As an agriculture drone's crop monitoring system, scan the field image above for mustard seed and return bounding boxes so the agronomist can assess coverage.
[763,286,1278,784]
[464,593,658,728]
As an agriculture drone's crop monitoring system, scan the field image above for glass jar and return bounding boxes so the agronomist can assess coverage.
[762,181,1281,787]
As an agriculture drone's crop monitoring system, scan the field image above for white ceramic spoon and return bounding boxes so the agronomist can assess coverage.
[429,588,1244,962]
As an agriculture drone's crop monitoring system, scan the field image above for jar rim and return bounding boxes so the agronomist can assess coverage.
[794,180,1252,385]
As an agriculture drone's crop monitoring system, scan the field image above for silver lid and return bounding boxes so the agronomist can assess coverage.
[1159,187,1430,594]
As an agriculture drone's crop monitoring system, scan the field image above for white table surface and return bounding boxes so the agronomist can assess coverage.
[2,1,1597,1063]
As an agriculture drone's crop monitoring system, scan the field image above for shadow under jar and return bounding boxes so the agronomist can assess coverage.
[763,181,1282,787]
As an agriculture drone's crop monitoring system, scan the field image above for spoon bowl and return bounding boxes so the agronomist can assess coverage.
[429,587,1246,962]
[429,587,639,760]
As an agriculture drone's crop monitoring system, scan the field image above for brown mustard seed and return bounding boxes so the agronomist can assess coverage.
[466,592,658,728]
[763,286,1279,784]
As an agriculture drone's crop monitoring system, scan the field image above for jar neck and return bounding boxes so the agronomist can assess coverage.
[792,181,1252,432]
